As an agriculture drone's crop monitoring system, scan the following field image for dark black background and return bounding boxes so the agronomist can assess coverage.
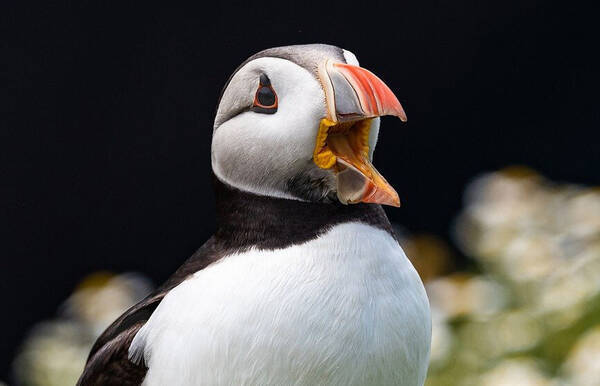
[2,0,598,380]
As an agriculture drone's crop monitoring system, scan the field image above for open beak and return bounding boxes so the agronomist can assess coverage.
[314,61,406,207]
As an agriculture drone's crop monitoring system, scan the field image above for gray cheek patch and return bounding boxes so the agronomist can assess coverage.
[211,44,353,202]
[214,86,253,130]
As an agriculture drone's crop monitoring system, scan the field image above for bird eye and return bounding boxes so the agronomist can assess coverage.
[251,74,278,114]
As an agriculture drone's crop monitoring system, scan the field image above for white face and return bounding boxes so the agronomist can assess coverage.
[212,55,381,202]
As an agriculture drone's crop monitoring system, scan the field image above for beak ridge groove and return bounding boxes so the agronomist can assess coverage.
[327,62,407,122]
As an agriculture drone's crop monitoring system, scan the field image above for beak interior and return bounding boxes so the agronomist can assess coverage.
[313,60,405,207]
[313,118,400,207]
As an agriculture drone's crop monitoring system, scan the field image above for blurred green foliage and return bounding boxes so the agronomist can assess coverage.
[421,167,600,386]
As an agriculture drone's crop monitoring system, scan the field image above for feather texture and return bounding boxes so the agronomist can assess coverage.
[131,222,431,386]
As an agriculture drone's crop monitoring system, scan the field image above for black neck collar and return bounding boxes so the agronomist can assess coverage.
[212,176,395,251]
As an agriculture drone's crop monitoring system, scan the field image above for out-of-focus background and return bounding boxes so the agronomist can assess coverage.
[2,1,598,385]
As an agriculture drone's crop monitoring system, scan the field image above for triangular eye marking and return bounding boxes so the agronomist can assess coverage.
[259,73,271,87]
[251,74,278,114]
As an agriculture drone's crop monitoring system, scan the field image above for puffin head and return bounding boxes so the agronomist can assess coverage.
[212,44,406,207]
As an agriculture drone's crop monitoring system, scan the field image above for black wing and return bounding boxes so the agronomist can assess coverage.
[77,322,147,386]
[77,237,226,385]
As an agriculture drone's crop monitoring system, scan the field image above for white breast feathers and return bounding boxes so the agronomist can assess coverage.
[130,222,431,386]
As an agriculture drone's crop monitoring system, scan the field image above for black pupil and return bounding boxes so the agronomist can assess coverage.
[257,86,276,107]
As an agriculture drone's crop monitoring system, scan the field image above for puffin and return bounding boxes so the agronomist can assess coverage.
[78,44,431,386]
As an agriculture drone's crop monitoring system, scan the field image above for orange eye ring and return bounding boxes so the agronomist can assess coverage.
[251,74,278,114]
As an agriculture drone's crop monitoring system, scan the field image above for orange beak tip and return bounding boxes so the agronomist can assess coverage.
[395,105,408,122]
[389,196,401,207]
[360,181,401,207]
[387,195,402,208]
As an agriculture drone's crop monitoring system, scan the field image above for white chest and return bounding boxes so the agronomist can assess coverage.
[131,222,431,386]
